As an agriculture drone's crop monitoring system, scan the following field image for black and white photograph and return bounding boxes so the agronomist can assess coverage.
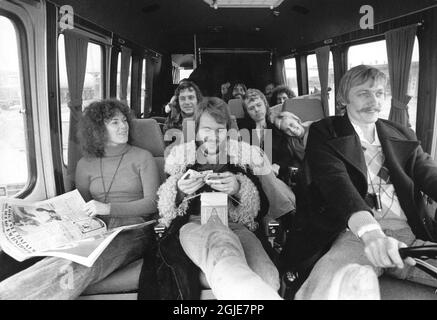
[1,0,437,306]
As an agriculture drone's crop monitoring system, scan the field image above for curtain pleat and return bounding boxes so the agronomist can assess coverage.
[64,31,88,187]
[315,46,330,117]
[120,46,132,103]
[385,25,417,127]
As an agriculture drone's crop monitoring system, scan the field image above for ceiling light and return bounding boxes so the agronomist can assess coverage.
[204,0,284,9]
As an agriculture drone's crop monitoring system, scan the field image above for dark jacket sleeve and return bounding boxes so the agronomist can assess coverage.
[305,120,372,232]
[398,127,437,201]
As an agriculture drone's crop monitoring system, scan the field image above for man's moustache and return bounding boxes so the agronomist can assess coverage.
[359,107,381,113]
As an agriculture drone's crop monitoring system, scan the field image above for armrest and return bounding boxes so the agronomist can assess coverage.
[154,223,166,239]
[265,211,296,251]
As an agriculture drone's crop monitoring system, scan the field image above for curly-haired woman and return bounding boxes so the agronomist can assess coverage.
[0,99,160,299]
[149,97,281,299]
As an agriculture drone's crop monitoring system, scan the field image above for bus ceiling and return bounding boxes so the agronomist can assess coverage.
[47,0,437,54]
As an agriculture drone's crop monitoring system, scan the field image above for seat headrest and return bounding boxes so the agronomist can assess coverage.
[269,103,283,123]
[282,98,325,122]
[228,99,245,119]
[130,119,165,157]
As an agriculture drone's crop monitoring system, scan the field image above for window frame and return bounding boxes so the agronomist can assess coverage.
[0,10,37,198]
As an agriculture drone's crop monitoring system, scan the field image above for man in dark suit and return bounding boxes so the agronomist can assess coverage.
[285,65,437,299]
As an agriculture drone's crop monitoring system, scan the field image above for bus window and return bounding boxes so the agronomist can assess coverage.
[58,35,103,165]
[408,38,419,130]
[141,58,146,115]
[0,16,30,196]
[179,68,193,80]
[307,54,321,95]
[284,57,298,97]
[306,52,335,115]
[83,42,103,107]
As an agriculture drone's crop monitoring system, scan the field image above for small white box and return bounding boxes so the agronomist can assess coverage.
[200,192,228,226]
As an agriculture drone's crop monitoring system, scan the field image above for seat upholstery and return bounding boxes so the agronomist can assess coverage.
[269,103,283,123]
[130,118,166,183]
[380,275,437,300]
[228,98,245,119]
[81,118,167,298]
[282,98,324,122]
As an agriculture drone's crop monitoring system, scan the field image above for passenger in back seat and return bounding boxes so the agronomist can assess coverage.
[152,97,281,299]
[0,99,160,299]
[231,82,247,100]
[163,80,203,139]
[270,85,296,107]
[241,89,306,185]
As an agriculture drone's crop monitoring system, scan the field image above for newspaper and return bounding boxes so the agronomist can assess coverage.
[0,190,154,267]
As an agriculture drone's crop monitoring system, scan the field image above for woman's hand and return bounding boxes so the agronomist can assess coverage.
[177,176,205,195]
[83,200,111,218]
[205,172,240,195]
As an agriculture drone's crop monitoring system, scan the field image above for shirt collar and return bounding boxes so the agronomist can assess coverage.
[348,115,381,147]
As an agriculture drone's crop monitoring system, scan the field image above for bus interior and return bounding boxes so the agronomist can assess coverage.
[1,0,437,300]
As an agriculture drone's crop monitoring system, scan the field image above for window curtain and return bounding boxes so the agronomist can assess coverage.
[144,57,155,117]
[315,46,330,117]
[273,55,286,85]
[64,31,88,187]
[120,46,132,103]
[172,64,180,84]
[385,25,417,127]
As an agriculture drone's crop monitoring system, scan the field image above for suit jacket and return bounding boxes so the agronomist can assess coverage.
[282,114,437,270]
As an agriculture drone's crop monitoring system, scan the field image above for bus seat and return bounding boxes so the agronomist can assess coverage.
[269,103,283,123]
[230,115,239,130]
[282,98,324,123]
[228,99,245,119]
[82,259,143,296]
[380,275,437,300]
[150,116,166,124]
[78,293,138,300]
[150,116,166,134]
[82,252,216,299]
[130,118,166,183]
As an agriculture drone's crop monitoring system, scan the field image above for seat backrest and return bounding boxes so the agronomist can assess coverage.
[282,98,325,122]
[228,99,245,119]
[150,116,166,124]
[130,118,166,183]
[269,103,283,123]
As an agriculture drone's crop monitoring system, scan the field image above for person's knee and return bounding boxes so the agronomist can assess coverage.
[261,262,280,290]
[206,228,245,260]
[179,222,200,244]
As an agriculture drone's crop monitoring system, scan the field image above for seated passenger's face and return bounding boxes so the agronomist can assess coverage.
[105,111,129,146]
[281,116,304,138]
[232,85,245,99]
[196,111,227,155]
[178,88,198,116]
[346,79,385,126]
[221,82,230,96]
[246,97,267,123]
[265,84,274,97]
[277,92,289,105]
